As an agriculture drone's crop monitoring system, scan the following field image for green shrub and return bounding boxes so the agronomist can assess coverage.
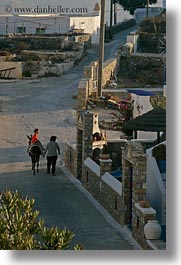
[0,190,84,250]
[22,69,31,77]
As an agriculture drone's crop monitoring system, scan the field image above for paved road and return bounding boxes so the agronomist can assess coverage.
[0,25,141,250]
[0,161,140,250]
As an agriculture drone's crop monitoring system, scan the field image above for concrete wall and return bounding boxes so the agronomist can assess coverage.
[0,61,23,78]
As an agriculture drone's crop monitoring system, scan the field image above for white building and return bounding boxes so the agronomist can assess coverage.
[134,0,166,22]
[0,14,101,44]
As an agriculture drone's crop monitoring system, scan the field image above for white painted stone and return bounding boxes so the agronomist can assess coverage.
[84,157,100,177]
[101,172,122,196]
[135,203,156,215]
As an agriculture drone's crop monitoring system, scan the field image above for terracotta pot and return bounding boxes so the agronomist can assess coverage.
[144,220,161,240]
[139,200,150,208]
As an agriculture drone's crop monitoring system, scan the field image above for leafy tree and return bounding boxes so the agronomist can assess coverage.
[115,0,158,15]
[0,190,84,250]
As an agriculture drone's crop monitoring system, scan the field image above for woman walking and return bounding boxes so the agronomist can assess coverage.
[43,136,60,176]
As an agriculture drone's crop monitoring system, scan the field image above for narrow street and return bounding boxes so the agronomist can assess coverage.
[0,25,141,249]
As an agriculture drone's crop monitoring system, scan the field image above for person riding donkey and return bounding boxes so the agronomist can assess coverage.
[27,128,44,174]
[27,128,44,152]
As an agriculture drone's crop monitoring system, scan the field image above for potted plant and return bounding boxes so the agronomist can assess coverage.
[152,144,166,173]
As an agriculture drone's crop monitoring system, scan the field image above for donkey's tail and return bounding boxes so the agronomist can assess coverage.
[27,134,32,140]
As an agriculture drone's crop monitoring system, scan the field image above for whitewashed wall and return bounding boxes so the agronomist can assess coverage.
[70,16,100,44]
[146,145,166,225]
[0,15,70,34]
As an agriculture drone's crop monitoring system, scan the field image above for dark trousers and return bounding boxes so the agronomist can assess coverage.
[47,156,57,174]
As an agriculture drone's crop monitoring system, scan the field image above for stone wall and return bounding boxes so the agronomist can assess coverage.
[122,142,147,225]
[82,158,100,199]
[64,142,77,177]
[77,58,118,109]
[132,203,156,249]
[0,35,85,78]
[102,58,117,87]
[0,35,85,52]
[100,173,123,224]
[38,61,74,78]
[64,139,163,249]
[21,49,84,62]
[82,157,124,223]
[118,53,166,88]
[77,79,89,110]
[76,111,94,180]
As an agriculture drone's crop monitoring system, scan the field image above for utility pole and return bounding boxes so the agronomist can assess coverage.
[113,1,117,25]
[109,0,113,40]
[98,0,105,97]
[146,0,149,18]
[6,17,8,34]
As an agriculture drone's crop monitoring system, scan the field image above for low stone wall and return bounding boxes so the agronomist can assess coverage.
[100,173,123,224]
[38,61,74,77]
[132,203,156,249]
[118,53,165,87]
[64,146,163,249]
[76,58,118,108]
[22,60,74,78]
[82,157,124,224]
[102,58,117,87]
[22,49,84,62]
[82,158,100,200]
[64,142,77,177]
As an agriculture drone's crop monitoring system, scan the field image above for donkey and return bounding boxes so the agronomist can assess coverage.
[27,135,44,175]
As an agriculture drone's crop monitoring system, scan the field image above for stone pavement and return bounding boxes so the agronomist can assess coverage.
[0,160,141,250]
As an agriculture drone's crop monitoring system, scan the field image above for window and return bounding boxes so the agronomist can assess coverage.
[17,27,26,33]
[36,28,46,34]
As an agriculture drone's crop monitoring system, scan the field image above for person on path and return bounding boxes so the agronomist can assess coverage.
[43,136,60,176]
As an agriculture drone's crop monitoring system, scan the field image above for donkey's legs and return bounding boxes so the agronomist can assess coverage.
[32,162,36,175]
[31,157,35,175]
[36,155,40,173]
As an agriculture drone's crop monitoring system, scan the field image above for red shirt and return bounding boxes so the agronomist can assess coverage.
[31,133,38,143]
